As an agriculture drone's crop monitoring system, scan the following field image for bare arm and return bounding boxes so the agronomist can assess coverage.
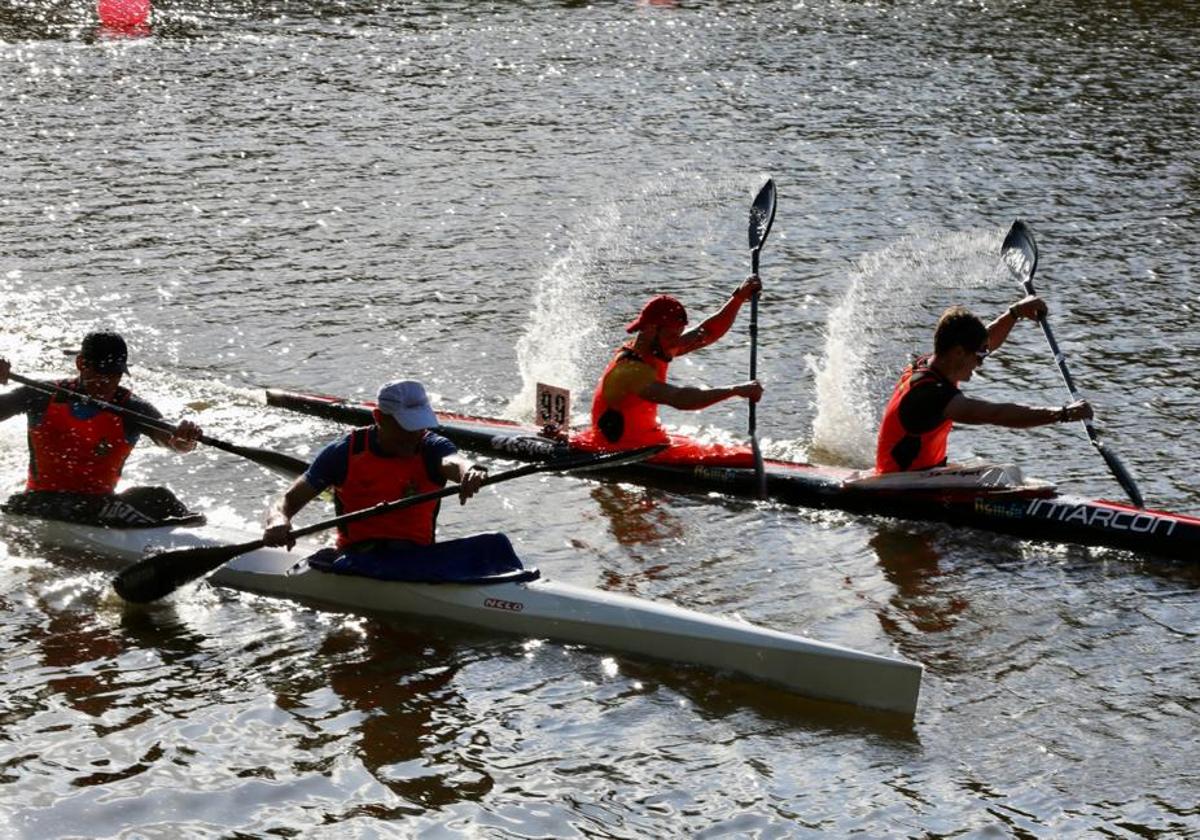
[674,275,761,356]
[640,379,763,411]
[945,394,1092,428]
[986,295,1047,352]
[262,477,322,548]
[440,455,488,504]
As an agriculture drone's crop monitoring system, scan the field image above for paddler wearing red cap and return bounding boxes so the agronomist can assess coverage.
[579,276,764,450]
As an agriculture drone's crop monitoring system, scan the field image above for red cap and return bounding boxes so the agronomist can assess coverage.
[626,295,687,333]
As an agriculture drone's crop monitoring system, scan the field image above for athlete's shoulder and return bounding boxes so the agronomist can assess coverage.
[421,430,457,457]
[123,390,161,418]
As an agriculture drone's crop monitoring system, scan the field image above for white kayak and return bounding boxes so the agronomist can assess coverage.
[2,513,924,717]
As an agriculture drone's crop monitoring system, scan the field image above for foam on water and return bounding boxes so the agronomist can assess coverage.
[501,210,612,424]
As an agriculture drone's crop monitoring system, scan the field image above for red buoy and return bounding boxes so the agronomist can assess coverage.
[97,0,151,30]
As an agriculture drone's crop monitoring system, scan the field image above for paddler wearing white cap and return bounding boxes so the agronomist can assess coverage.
[263,380,487,550]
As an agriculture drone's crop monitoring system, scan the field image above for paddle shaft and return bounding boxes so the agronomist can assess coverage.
[749,247,762,435]
[1017,282,1099,440]
[746,179,776,499]
[295,460,551,543]
[270,444,665,546]
[188,462,551,561]
[1004,221,1144,508]
[7,372,309,477]
[1023,288,1144,507]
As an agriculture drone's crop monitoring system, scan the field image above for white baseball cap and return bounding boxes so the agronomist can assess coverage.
[376,380,438,431]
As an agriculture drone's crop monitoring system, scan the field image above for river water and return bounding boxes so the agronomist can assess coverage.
[1,1,1198,837]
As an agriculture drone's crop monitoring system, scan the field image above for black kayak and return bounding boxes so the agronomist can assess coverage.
[266,388,1200,562]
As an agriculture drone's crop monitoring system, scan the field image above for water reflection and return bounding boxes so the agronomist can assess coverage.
[270,620,494,810]
[589,483,684,548]
[587,483,682,592]
[0,587,217,800]
[869,527,968,637]
[95,24,152,40]
[38,610,128,721]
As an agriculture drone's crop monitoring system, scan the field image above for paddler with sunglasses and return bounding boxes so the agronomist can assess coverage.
[875,297,1093,474]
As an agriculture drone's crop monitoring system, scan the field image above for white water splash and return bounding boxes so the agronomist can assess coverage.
[503,173,745,424]
[502,205,616,424]
[809,228,1003,467]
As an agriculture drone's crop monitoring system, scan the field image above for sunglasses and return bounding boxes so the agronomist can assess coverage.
[973,347,990,363]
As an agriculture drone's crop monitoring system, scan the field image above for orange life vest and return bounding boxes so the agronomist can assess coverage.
[27,381,136,495]
[875,357,955,474]
[334,427,444,549]
[586,345,670,448]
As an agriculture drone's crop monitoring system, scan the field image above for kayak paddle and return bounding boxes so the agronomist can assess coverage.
[7,372,309,479]
[747,178,777,498]
[1000,220,1145,508]
[112,443,666,604]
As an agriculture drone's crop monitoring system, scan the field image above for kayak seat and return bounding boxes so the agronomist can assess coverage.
[305,532,541,584]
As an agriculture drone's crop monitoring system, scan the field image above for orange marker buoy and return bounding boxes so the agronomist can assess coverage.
[97,0,151,30]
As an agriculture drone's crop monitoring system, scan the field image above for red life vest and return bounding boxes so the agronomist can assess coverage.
[875,357,955,474]
[334,427,444,549]
[584,345,671,448]
[27,381,136,495]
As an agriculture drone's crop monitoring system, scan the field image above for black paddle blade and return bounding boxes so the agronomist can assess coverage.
[1094,441,1146,509]
[748,178,777,254]
[113,542,252,604]
[1001,220,1039,290]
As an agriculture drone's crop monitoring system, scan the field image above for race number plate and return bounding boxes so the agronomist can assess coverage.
[535,382,571,428]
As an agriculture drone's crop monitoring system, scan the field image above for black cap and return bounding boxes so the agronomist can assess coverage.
[80,332,129,374]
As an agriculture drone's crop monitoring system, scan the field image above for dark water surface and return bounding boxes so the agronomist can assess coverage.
[2,1,1198,836]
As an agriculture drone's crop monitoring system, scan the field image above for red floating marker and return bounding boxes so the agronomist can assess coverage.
[97,0,151,30]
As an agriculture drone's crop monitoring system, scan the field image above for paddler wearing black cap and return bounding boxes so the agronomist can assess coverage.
[875,299,1093,473]
[0,331,203,522]
[579,275,764,450]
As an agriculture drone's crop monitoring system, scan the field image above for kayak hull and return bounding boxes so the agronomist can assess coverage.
[2,513,923,717]
[216,548,922,716]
